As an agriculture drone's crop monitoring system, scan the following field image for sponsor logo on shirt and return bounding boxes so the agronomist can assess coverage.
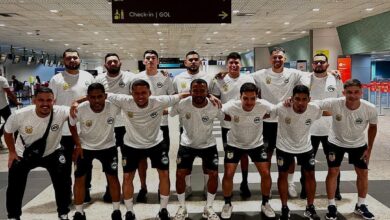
[181,82,187,89]
[185,112,191,120]
[266,76,271,84]
[234,115,239,123]
[336,114,342,121]
[202,116,209,122]
[119,80,125,88]
[223,84,229,92]
[63,83,70,90]
[107,117,114,124]
[305,119,312,125]
[150,112,158,118]
[285,117,291,125]
[127,112,133,118]
[85,120,93,127]
[25,126,33,134]
[327,85,336,92]
[355,118,363,125]
[254,117,261,124]
[157,82,164,88]
[51,124,59,131]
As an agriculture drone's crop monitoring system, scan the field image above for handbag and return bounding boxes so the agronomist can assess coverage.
[21,110,54,162]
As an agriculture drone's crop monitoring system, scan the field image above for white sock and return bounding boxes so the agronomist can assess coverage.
[288,173,294,184]
[160,194,169,210]
[206,192,216,207]
[124,198,134,212]
[328,199,336,206]
[185,175,191,187]
[75,204,84,214]
[204,174,209,187]
[177,193,186,207]
[357,197,366,206]
[112,201,120,211]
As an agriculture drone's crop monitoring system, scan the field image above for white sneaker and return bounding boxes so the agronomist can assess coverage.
[185,186,192,199]
[173,206,188,220]
[221,204,233,219]
[288,183,298,198]
[261,203,276,218]
[203,206,220,220]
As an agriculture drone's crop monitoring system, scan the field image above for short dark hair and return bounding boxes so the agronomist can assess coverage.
[190,78,208,90]
[226,52,241,61]
[292,85,310,97]
[270,47,286,55]
[63,48,79,58]
[344,79,362,89]
[87,83,105,94]
[240,83,258,95]
[144,50,159,58]
[35,87,53,96]
[105,53,120,63]
[185,51,199,59]
[131,79,150,90]
[313,53,328,62]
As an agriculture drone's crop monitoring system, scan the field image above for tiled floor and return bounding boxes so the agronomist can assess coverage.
[1,107,390,220]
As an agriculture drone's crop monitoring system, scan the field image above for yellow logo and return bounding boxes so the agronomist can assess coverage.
[85,120,92,127]
[63,82,69,90]
[127,112,133,118]
[223,84,229,92]
[266,77,271,84]
[336,114,342,121]
[227,151,234,159]
[185,112,191,120]
[234,115,239,123]
[25,126,33,134]
[180,82,187,89]
[285,117,291,124]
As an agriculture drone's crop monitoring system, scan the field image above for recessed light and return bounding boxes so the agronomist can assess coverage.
[94,31,99,35]
[206,37,211,41]
[282,37,286,40]
[213,31,218,34]
[64,43,69,46]
[157,31,162,35]
[221,23,226,26]
[232,46,236,48]
[267,42,271,45]
[251,37,256,41]
[153,23,159,26]
[366,8,374,11]
[265,30,271,34]
[113,43,118,46]
[284,22,290,25]
[77,47,81,50]
[238,43,242,46]
[160,43,164,46]
[233,10,240,14]
[301,31,307,34]
[119,47,123,49]
[104,38,109,41]
[312,8,320,12]
[26,32,33,35]
[158,38,163,41]
[326,21,333,25]
[0,24,5,27]
[48,39,54,41]
[50,9,59,13]
[77,23,84,26]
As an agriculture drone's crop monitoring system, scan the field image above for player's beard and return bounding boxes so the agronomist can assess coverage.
[314,66,326,74]
[108,66,121,74]
[65,63,80,70]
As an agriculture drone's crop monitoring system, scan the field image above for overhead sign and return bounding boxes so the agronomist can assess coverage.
[112,0,231,24]
[337,57,352,82]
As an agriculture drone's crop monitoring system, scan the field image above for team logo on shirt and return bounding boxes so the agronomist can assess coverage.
[185,113,191,120]
[285,117,291,125]
[58,154,66,164]
[63,83,70,90]
[234,116,240,123]
[181,82,187,89]
[127,112,133,118]
[150,112,158,118]
[284,78,290,84]
[202,116,209,122]
[327,85,336,92]
[336,114,342,121]
[305,119,312,125]
[161,152,169,165]
[223,84,229,92]
[309,154,316,166]
[254,117,261,124]
[213,155,219,166]
[157,82,164,88]
[119,80,125,88]
[107,117,114,124]
[355,118,363,125]
[176,157,182,164]
[51,124,59,131]
[261,150,267,159]
[25,126,33,134]
[122,157,127,167]
[226,151,234,159]
[85,120,93,127]
[266,77,272,84]
[328,152,336,162]
[111,157,118,170]
[277,157,284,166]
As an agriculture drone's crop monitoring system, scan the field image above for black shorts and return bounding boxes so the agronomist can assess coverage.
[276,149,316,172]
[263,122,277,152]
[160,125,170,151]
[176,145,219,171]
[114,126,126,148]
[221,127,229,146]
[224,145,268,164]
[326,142,368,169]
[74,147,119,177]
[121,141,169,172]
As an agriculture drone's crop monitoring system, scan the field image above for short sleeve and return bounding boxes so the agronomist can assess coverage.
[169,103,180,117]
[4,113,18,133]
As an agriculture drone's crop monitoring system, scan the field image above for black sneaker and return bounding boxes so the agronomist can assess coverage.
[136,188,147,203]
[280,206,290,220]
[125,211,136,220]
[73,212,86,220]
[111,210,122,220]
[325,205,338,220]
[240,182,251,198]
[103,186,112,203]
[354,204,375,220]
[84,189,91,204]
[304,205,320,220]
[158,208,170,220]
[335,191,342,201]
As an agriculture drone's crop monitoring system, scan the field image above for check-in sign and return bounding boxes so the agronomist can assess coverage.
[112,0,231,24]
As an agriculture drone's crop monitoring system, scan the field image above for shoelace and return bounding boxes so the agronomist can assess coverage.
[359,204,369,213]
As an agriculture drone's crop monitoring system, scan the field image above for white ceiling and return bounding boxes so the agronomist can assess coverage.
[0,0,389,60]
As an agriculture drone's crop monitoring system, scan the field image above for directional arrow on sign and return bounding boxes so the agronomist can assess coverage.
[219,11,228,20]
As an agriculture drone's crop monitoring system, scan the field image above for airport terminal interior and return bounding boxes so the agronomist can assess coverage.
[1,0,390,219]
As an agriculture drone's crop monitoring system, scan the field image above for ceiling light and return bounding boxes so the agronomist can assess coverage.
[64,43,69,46]
[85,50,89,53]
[48,39,54,41]
[213,31,218,34]
[160,43,164,46]
[251,37,256,41]
[158,38,163,41]
[50,9,59,13]
[26,32,33,35]
[312,8,320,12]
[206,37,211,41]
[267,42,271,45]
[284,22,290,25]
[301,31,307,34]
[93,31,99,34]
[246,49,250,52]
[326,21,333,25]
[238,43,242,46]
[77,23,84,26]
[104,38,109,41]
[119,47,123,49]
[221,23,226,26]
[0,24,5,27]
[113,43,118,46]
[282,37,286,40]
[77,47,81,50]
[157,31,162,35]
[232,10,240,14]
[365,8,374,11]
[153,23,159,26]
[265,30,271,34]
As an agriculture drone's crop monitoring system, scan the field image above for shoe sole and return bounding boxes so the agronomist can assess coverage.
[174,213,188,220]
[353,210,375,220]
[303,212,320,220]
[325,216,337,220]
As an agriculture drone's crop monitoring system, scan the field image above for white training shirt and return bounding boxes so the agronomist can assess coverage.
[211,74,255,128]
[107,93,180,149]
[94,71,135,127]
[49,70,94,135]
[317,97,378,148]
[222,99,273,149]
[252,68,309,122]
[309,74,343,136]
[272,103,322,154]
[4,105,70,157]
[173,71,215,93]
[0,76,10,109]
[69,101,120,150]
[135,71,175,126]
[170,97,224,149]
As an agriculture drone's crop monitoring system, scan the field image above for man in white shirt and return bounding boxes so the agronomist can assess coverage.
[170,79,223,220]
[49,48,95,203]
[69,83,122,220]
[5,87,71,220]
[211,52,255,198]
[300,54,343,200]
[133,50,175,202]
[317,79,378,220]
[272,85,322,220]
[107,79,188,220]
[95,53,135,202]
[220,83,275,219]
